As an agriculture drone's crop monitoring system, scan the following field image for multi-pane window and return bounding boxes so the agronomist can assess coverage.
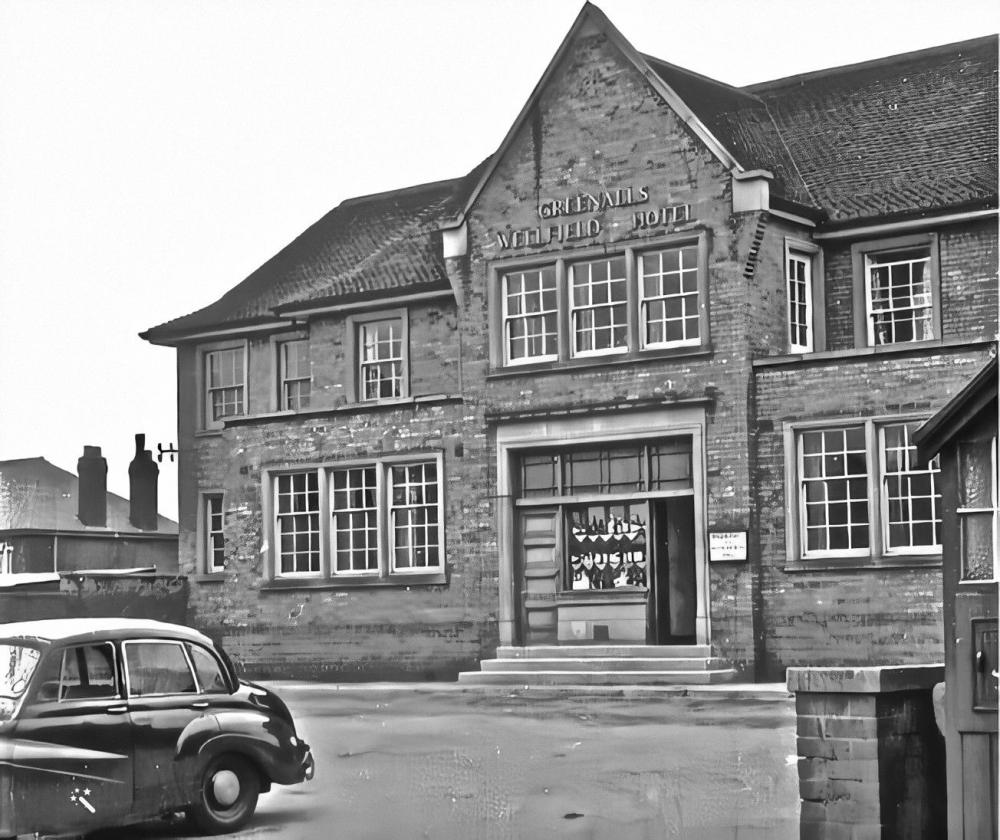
[276,472,320,575]
[794,420,942,561]
[787,252,813,352]
[957,437,997,581]
[390,463,440,570]
[640,246,700,348]
[332,467,378,573]
[271,458,443,581]
[280,339,311,411]
[519,439,692,498]
[205,347,245,425]
[497,237,705,367]
[504,266,558,364]
[570,257,628,356]
[865,247,933,345]
[205,494,225,573]
[800,427,870,554]
[881,423,941,552]
[360,319,404,400]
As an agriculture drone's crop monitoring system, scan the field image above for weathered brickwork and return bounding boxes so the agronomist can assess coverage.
[162,21,997,681]
[753,345,996,679]
[789,667,946,839]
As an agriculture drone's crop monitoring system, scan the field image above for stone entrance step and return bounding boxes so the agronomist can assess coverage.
[458,645,735,686]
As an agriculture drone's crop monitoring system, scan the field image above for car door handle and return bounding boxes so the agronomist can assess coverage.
[190,701,210,709]
[105,704,128,714]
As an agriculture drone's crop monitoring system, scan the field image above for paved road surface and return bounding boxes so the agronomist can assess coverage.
[90,684,799,840]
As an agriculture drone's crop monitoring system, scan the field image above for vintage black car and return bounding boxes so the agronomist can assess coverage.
[0,618,314,837]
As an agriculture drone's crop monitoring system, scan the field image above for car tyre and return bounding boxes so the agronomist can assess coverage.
[190,753,261,834]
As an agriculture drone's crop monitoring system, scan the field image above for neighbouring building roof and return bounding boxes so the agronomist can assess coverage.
[0,457,177,535]
[141,3,997,343]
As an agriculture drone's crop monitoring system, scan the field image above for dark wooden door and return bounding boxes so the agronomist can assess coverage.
[649,497,697,644]
[944,431,998,838]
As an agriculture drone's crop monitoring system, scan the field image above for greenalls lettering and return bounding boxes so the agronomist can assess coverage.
[495,184,692,250]
[537,186,650,220]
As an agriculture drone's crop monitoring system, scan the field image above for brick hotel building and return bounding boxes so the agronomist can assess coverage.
[143,4,998,680]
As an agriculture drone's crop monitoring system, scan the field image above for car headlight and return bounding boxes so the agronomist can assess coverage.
[289,736,298,747]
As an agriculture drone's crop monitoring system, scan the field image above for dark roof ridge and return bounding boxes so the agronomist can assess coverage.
[640,52,762,103]
[746,33,998,92]
[337,173,467,209]
[0,456,49,467]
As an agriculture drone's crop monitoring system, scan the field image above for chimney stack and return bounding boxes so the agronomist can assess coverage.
[129,434,159,531]
[77,445,108,527]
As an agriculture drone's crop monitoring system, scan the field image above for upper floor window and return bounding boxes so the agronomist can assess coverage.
[640,246,700,348]
[492,234,708,369]
[789,418,941,566]
[852,233,940,349]
[784,238,823,355]
[346,311,409,402]
[571,256,628,356]
[279,339,311,411]
[503,267,557,363]
[204,345,246,428]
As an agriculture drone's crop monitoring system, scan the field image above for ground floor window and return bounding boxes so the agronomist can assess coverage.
[270,455,444,584]
[791,418,941,562]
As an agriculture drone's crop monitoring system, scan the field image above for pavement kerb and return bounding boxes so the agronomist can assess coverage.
[257,680,792,703]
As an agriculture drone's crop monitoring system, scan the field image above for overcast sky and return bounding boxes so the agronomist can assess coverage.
[1,0,996,521]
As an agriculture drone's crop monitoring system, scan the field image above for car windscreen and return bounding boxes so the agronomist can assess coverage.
[0,643,42,721]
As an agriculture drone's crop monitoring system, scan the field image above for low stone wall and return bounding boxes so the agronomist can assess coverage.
[787,665,946,840]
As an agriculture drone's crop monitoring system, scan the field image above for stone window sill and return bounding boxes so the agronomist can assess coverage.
[753,337,993,369]
[487,344,714,380]
[261,572,448,591]
[782,554,942,573]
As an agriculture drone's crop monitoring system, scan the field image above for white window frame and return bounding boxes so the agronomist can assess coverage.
[278,338,311,412]
[346,309,410,403]
[265,453,445,583]
[201,492,226,574]
[851,233,940,350]
[489,232,709,370]
[569,256,629,358]
[784,237,824,354]
[330,465,380,576]
[387,461,442,574]
[201,341,248,430]
[639,244,702,350]
[878,422,942,556]
[274,471,322,578]
[786,416,942,565]
[502,265,560,366]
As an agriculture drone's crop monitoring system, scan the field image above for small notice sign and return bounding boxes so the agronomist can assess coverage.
[709,531,747,562]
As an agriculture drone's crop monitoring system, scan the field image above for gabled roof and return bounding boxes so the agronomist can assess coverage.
[914,354,998,466]
[0,457,177,535]
[141,4,997,342]
[141,172,481,344]
[748,35,998,223]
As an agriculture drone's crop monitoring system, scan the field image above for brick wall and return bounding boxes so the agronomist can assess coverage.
[753,344,995,678]
[789,666,946,839]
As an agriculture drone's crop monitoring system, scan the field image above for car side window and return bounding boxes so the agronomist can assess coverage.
[34,643,118,702]
[187,644,230,693]
[124,641,197,697]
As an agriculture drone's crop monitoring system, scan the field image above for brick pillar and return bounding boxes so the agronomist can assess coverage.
[786,665,946,840]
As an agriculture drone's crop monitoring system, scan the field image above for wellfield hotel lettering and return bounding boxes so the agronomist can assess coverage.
[496,185,691,250]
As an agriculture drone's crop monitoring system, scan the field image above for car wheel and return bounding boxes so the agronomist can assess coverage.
[190,753,261,834]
